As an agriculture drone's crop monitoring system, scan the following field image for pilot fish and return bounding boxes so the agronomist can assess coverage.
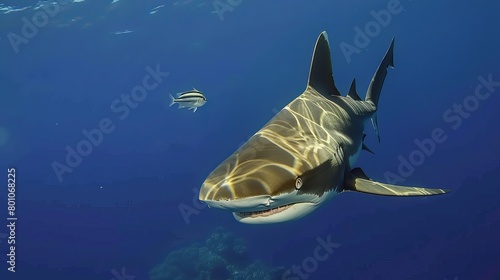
[169,89,207,113]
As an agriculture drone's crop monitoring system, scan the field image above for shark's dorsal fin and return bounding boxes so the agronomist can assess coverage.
[345,168,450,196]
[307,31,341,98]
[347,79,361,100]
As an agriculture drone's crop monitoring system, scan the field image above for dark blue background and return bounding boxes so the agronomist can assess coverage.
[0,0,499,279]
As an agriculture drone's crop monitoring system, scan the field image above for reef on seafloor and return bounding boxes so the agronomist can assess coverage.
[149,227,285,280]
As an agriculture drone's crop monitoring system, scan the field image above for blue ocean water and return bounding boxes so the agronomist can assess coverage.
[1,0,500,279]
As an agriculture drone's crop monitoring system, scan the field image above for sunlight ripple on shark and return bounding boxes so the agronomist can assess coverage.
[199,31,450,224]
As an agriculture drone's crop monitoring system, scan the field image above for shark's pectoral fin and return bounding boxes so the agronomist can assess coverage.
[345,168,450,196]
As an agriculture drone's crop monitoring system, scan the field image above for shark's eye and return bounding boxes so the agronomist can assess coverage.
[295,177,303,190]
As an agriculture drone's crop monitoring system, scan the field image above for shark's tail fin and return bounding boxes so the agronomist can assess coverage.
[365,38,395,107]
[365,38,395,142]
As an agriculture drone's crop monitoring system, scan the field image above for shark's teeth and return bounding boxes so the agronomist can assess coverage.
[236,203,295,218]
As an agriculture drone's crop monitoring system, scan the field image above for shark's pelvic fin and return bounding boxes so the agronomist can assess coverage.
[361,133,375,154]
[347,79,361,101]
[345,168,450,196]
[307,31,341,98]
[362,143,375,154]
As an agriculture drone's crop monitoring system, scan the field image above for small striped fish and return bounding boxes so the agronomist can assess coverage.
[169,89,207,113]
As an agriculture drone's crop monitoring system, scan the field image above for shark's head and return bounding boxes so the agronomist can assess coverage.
[199,130,346,224]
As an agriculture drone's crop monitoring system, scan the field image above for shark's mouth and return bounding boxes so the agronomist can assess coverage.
[234,203,295,218]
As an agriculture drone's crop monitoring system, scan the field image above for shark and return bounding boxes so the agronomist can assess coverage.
[199,31,450,224]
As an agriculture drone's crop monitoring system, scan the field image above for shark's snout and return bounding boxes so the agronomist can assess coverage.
[199,175,278,210]
[200,177,321,224]
[199,149,299,203]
